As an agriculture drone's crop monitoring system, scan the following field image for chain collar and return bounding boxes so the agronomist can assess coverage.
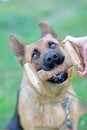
[62,96,73,130]
[52,96,74,130]
[52,96,74,129]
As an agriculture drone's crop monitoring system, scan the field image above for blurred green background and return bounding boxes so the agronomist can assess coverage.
[0,0,87,129]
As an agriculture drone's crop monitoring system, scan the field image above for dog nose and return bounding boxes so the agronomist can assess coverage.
[45,52,58,64]
[45,51,65,66]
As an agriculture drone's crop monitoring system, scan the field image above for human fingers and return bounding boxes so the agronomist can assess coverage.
[61,35,73,44]
[76,70,87,77]
[83,45,87,66]
[76,67,87,77]
[61,35,83,47]
[76,48,87,78]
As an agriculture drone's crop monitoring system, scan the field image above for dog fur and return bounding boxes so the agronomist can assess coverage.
[7,23,80,130]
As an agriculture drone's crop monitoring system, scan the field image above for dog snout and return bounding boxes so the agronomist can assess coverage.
[45,52,58,64]
[41,51,65,71]
[45,51,65,66]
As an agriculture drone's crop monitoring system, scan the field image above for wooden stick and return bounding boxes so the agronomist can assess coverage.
[38,57,72,81]
[24,63,46,95]
[64,41,84,72]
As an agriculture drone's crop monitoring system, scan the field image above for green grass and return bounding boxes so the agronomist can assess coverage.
[0,0,87,129]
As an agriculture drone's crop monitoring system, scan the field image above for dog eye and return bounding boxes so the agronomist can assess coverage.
[48,41,57,49]
[32,49,40,60]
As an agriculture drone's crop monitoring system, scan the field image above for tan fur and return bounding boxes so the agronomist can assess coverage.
[9,23,80,130]
[18,72,79,130]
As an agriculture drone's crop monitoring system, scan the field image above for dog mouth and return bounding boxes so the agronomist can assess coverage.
[48,71,68,84]
[38,68,68,84]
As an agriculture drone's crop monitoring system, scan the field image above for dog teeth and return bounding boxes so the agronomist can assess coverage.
[53,75,56,77]
[52,74,57,79]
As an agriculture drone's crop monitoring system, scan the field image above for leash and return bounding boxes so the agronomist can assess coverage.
[62,96,74,130]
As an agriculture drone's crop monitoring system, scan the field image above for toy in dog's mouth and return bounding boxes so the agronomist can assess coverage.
[48,71,68,84]
[38,67,68,84]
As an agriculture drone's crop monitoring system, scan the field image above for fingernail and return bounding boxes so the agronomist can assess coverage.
[76,71,83,77]
[60,41,64,44]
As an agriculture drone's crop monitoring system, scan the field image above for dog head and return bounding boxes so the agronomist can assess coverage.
[9,22,72,97]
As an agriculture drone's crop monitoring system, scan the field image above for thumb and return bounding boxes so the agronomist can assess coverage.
[62,35,82,47]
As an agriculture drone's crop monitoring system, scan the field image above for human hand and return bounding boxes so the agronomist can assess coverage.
[62,35,87,77]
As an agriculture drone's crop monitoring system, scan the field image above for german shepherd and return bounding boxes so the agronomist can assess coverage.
[6,22,79,130]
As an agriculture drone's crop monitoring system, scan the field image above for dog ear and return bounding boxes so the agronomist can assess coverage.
[39,22,57,38]
[9,34,25,65]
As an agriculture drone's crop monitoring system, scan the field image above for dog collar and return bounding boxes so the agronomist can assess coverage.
[62,96,73,130]
[52,96,73,130]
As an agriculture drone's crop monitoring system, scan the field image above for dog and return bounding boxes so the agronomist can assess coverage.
[6,22,80,130]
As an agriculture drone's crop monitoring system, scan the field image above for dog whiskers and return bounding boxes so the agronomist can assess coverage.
[66,90,87,102]
[66,90,78,99]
